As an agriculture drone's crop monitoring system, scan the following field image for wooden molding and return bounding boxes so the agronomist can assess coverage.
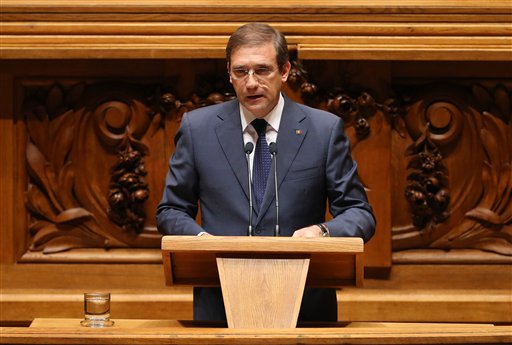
[1,1,511,14]
[393,249,512,264]
[1,319,511,344]
[2,263,510,323]
[298,40,512,61]
[1,1,510,60]
[19,249,162,263]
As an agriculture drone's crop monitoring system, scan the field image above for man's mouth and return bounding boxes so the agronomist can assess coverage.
[247,95,263,100]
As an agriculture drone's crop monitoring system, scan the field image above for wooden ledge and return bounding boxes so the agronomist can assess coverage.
[161,236,364,254]
[2,22,511,36]
[0,289,193,322]
[0,36,230,59]
[1,1,510,60]
[27,318,500,329]
[19,249,163,264]
[1,0,511,14]
[2,35,510,60]
[2,287,510,324]
[338,288,512,323]
[1,318,510,345]
[297,36,512,61]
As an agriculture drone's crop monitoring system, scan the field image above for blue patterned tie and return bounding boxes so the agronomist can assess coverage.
[252,119,271,210]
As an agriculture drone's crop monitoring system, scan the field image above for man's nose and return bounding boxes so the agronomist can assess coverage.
[245,72,259,88]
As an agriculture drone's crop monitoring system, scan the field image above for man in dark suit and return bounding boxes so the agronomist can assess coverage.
[157,22,375,322]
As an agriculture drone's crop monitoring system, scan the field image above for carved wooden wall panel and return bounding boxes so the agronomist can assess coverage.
[285,61,512,262]
[20,76,235,257]
[392,83,511,256]
[23,82,161,253]
[11,60,511,267]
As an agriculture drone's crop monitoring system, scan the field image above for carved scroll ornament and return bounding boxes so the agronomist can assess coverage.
[286,62,510,256]
[23,81,235,254]
[21,69,511,257]
[24,82,162,253]
[394,84,512,255]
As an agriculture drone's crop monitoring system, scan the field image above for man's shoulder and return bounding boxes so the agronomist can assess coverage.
[286,98,339,124]
[186,98,238,120]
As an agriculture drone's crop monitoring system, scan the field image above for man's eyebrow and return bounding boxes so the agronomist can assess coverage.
[232,63,273,69]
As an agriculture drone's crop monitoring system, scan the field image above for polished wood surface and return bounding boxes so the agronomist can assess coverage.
[217,257,309,328]
[1,264,510,324]
[1,0,511,328]
[1,0,510,60]
[0,318,510,345]
[162,236,364,254]
[2,1,510,13]
[162,236,363,328]
[162,236,364,287]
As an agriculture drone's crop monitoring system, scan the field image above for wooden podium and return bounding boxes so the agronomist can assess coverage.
[161,236,364,329]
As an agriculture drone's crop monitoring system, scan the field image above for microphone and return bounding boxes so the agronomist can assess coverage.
[269,142,279,237]
[244,142,254,236]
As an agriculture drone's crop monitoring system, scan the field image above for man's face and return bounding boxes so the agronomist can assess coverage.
[228,42,291,118]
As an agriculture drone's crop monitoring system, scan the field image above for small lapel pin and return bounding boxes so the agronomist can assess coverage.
[295,129,303,135]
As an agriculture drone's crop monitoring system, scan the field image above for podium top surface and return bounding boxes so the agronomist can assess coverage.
[161,236,364,254]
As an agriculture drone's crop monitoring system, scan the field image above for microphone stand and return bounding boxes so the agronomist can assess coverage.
[269,142,279,237]
[244,142,254,236]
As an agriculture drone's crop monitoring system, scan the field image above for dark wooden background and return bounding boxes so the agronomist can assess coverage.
[1,0,511,325]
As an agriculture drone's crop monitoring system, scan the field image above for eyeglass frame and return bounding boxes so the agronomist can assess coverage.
[228,64,279,82]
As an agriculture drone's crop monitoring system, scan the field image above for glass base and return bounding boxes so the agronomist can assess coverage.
[80,319,115,327]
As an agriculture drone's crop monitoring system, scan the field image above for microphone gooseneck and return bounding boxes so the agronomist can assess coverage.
[269,142,279,237]
[244,142,254,236]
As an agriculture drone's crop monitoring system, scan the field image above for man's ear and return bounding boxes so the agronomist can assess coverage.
[227,62,233,83]
[281,61,291,82]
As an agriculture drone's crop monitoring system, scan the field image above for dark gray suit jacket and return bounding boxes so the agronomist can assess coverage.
[157,95,375,321]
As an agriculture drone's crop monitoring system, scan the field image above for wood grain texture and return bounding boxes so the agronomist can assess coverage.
[1,319,511,345]
[1,264,510,323]
[217,257,309,328]
[338,288,512,323]
[162,236,364,254]
[1,1,511,328]
[0,73,15,264]
[1,0,511,13]
[297,42,512,61]
[162,237,363,288]
[1,1,510,60]
[2,22,511,36]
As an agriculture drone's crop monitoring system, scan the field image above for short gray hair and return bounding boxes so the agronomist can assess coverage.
[226,23,289,71]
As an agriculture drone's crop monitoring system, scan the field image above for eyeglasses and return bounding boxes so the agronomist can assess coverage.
[229,66,277,81]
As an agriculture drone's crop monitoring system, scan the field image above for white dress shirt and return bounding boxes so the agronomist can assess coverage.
[240,93,284,174]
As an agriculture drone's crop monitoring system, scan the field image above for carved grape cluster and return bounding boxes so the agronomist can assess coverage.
[405,139,450,229]
[108,147,149,233]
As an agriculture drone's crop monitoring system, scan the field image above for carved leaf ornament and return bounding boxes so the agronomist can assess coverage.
[23,81,236,254]
[396,84,512,255]
[24,83,162,253]
[22,74,511,257]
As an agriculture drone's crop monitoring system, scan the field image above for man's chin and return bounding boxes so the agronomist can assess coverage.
[243,104,268,117]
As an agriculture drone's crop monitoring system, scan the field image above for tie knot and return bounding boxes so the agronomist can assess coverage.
[252,119,268,135]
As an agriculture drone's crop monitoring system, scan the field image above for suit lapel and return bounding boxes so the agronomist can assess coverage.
[256,98,308,223]
[214,101,252,204]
